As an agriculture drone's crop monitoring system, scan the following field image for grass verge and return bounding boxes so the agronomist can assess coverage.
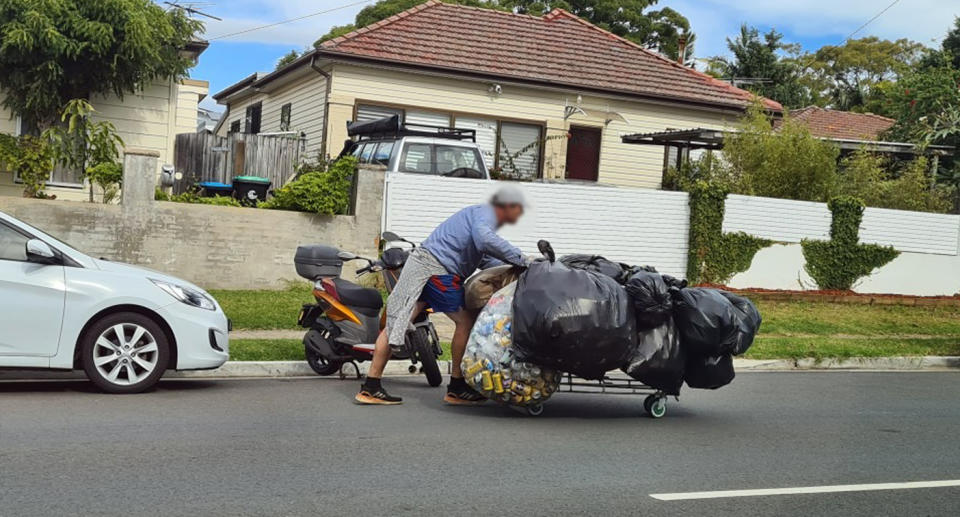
[230,339,452,362]
[743,336,960,360]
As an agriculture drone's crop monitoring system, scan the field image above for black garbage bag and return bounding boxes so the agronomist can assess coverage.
[559,254,628,282]
[684,354,735,389]
[621,318,684,395]
[672,288,742,357]
[717,291,762,355]
[512,260,637,380]
[624,271,672,329]
[661,274,688,290]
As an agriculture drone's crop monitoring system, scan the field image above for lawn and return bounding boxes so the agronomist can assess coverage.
[230,339,452,362]
[217,288,960,361]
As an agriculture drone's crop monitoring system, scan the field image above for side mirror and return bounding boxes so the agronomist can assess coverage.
[381,231,401,242]
[337,251,357,261]
[25,239,59,265]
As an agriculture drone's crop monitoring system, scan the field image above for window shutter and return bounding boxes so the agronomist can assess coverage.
[355,105,403,123]
[455,117,498,169]
[498,122,541,180]
[404,109,450,131]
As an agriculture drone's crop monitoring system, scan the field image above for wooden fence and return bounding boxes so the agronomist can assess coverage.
[172,132,306,194]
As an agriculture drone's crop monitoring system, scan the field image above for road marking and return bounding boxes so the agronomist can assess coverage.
[650,480,960,501]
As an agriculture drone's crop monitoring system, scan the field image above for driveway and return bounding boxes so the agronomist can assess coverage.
[1,372,958,516]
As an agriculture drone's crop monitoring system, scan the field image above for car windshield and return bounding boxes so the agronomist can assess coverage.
[399,143,485,178]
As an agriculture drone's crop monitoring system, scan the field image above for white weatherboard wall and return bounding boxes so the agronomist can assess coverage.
[383,173,690,277]
[726,195,960,296]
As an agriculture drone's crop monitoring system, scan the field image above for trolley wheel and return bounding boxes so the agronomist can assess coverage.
[526,403,544,417]
[644,395,666,419]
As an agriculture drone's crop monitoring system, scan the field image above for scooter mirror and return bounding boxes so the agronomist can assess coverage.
[381,231,401,242]
[337,251,357,261]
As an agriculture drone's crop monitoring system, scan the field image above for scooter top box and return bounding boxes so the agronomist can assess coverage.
[295,245,343,280]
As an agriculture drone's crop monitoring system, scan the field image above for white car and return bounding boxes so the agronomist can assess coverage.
[0,211,229,393]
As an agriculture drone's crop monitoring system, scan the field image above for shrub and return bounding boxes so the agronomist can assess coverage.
[86,161,122,203]
[261,156,355,215]
[723,101,839,202]
[0,134,55,198]
[838,150,952,213]
[801,196,899,290]
[155,189,241,207]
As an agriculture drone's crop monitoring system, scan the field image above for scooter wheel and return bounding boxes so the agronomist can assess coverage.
[413,328,443,387]
[305,346,341,376]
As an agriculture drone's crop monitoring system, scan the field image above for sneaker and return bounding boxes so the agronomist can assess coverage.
[444,384,487,406]
[355,388,403,405]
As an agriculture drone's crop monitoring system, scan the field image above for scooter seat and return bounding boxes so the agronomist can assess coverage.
[333,278,384,309]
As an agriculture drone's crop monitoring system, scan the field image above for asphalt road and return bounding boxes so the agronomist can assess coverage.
[1,372,959,516]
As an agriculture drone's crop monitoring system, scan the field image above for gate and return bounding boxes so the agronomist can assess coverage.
[382,173,691,278]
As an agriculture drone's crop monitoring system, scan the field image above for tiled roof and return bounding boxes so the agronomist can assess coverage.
[787,106,895,141]
[319,0,781,111]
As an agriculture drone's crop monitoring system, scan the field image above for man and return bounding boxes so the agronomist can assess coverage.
[355,186,528,405]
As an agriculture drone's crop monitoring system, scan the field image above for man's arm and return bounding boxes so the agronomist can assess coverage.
[478,254,506,270]
[470,214,525,267]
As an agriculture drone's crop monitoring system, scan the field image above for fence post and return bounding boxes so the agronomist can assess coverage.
[121,148,158,215]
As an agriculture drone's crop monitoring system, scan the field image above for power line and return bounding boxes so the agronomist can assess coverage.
[799,0,903,70]
[208,0,373,41]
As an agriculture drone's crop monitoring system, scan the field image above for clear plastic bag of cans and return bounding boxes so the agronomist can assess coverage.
[462,282,561,407]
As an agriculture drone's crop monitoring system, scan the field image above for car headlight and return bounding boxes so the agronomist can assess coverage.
[151,279,216,310]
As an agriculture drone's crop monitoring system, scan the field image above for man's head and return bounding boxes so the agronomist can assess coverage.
[490,185,526,226]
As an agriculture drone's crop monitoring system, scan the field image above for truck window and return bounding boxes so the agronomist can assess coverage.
[435,145,485,178]
[400,143,433,173]
[359,143,375,164]
[372,141,395,166]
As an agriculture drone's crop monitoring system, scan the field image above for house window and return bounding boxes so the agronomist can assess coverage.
[244,102,262,134]
[280,103,292,132]
[497,122,542,180]
[229,120,241,134]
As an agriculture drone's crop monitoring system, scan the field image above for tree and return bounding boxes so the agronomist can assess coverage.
[276,50,302,70]
[884,64,960,144]
[313,0,695,62]
[709,25,810,108]
[942,16,960,70]
[802,37,923,113]
[0,0,203,128]
[43,99,124,201]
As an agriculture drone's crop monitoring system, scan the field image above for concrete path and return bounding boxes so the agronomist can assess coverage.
[1,372,959,516]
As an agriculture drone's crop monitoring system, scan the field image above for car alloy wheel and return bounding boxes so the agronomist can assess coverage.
[93,323,160,386]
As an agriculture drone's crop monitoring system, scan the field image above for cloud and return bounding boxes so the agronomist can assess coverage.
[195,0,368,46]
[662,0,957,59]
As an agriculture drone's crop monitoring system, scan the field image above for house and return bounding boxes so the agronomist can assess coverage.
[623,105,953,176]
[0,42,209,200]
[197,106,222,133]
[213,0,780,188]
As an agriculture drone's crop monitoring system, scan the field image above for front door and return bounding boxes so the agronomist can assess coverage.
[565,126,602,181]
[0,223,65,357]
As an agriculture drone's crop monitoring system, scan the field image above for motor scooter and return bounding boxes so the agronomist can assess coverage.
[294,231,443,386]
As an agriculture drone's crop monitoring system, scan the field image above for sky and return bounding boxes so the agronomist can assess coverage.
[185,0,960,113]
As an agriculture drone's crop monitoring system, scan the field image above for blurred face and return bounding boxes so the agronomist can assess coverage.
[494,204,524,226]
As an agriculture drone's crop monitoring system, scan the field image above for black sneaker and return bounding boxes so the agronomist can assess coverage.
[444,384,487,405]
[355,387,403,405]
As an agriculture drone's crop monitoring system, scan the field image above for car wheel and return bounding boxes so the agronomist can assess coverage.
[81,312,170,394]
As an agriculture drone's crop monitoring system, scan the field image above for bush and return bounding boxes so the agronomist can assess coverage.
[155,189,241,207]
[261,156,355,215]
[839,150,952,213]
[723,102,840,201]
[0,134,55,198]
[801,196,899,290]
[86,161,122,203]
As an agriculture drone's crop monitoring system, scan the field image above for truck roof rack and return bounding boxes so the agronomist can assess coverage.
[346,115,476,142]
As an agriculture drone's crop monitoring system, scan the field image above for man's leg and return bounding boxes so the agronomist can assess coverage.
[356,301,426,405]
[367,301,426,379]
[443,309,486,405]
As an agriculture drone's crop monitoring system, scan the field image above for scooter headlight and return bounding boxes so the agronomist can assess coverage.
[152,279,216,310]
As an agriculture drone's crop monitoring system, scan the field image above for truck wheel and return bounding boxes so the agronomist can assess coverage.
[81,312,170,394]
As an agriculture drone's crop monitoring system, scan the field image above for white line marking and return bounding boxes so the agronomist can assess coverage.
[650,480,960,501]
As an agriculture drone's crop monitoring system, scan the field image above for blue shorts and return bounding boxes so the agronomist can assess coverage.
[418,274,464,313]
